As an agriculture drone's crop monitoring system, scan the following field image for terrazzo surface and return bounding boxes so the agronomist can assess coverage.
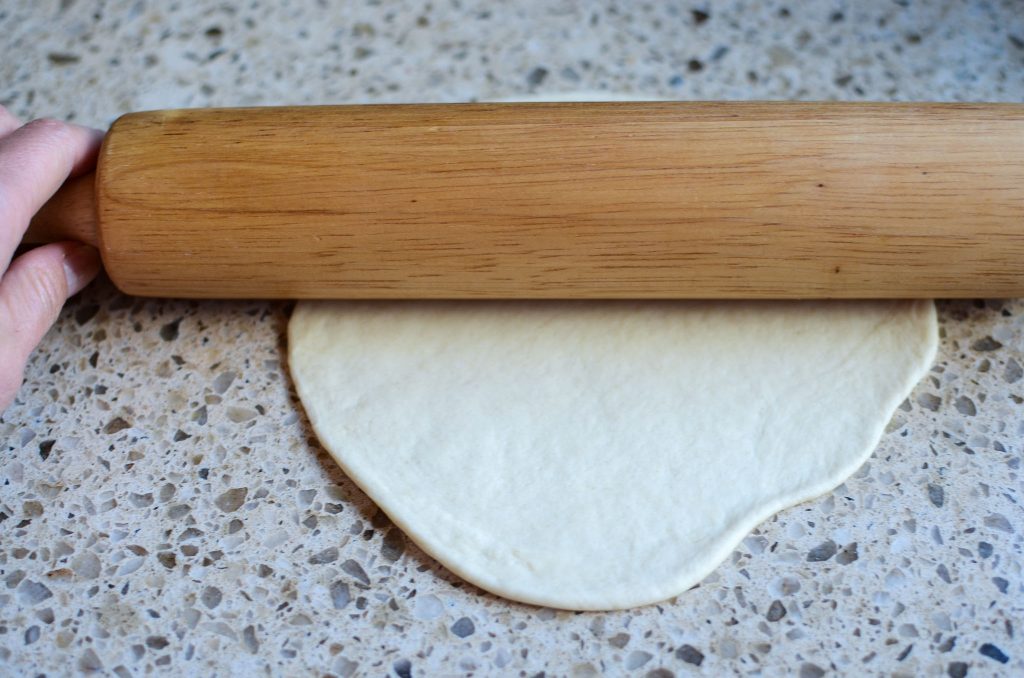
[2,0,1023,675]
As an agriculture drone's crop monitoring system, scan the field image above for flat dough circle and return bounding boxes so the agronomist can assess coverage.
[289,299,936,610]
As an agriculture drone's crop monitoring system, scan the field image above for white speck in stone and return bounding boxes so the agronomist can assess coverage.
[413,594,443,620]
[181,608,200,630]
[226,407,257,423]
[889,534,913,553]
[885,568,907,589]
[333,657,358,677]
[768,576,802,597]
[493,648,512,669]
[263,530,289,548]
[205,621,237,640]
[71,552,101,579]
[117,557,145,576]
[625,650,653,669]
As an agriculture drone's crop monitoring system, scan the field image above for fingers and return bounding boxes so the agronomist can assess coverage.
[0,241,101,411]
[0,105,21,137]
[0,117,104,264]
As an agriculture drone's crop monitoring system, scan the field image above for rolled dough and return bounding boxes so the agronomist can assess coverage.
[289,299,936,610]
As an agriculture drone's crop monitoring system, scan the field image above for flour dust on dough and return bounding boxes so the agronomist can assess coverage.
[289,299,936,610]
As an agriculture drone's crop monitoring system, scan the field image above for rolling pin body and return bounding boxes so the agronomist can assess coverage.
[28,102,1024,298]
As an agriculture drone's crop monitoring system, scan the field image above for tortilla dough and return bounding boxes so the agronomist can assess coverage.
[289,299,936,610]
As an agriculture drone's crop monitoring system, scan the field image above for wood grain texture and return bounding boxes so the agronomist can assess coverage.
[94,102,1024,298]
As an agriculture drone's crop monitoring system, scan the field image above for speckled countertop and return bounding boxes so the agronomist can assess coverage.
[2,1,1023,676]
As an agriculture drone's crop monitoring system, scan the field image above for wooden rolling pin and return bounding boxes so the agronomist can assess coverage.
[26,102,1024,298]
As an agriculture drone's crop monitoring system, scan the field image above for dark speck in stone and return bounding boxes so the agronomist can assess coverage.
[897,644,913,661]
[393,658,413,678]
[157,552,176,569]
[1010,34,1024,49]
[691,9,709,25]
[173,430,191,442]
[983,513,1013,533]
[609,632,630,648]
[1004,358,1022,383]
[257,564,273,578]
[978,541,993,558]
[806,539,837,562]
[104,417,131,434]
[835,74,853,87]
[971,336,1002,351]
[75,303,99,325]
[381,528,406,562]
[214,487,248,512]
[947,661,967,678]
[676,644,704,666]
[778,7,790,18]
[17,580,52,604]
[309,547,338,565]
[980,643,1009,663]
[830,11,844,21]
[167,504,190,519]
[78,649,102,672]
[527,66,549,86]
[204,26,223,38]
[450,616,475,638]
[146,636,169,650]
[371,509,391,529]
[38,440,54,461]
[201,586,222,609]
[688,58,704,72]
[799,663,825,678]
[917,392,941,411]
[341,559,370,585]
[836,542,859,565]
[711,45,729,60]
[954,396,976,416]
[766,600,786,621]
[48,52,80,65]
[992,577,1009,593]
[160,318,182,341]
[928,483,945,507]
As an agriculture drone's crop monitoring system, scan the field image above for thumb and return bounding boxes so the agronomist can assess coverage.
[0,241,100,411]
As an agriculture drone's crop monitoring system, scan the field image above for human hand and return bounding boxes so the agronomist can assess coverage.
[0,106,104,413]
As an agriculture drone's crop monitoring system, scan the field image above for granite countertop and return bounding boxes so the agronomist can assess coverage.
[2,0,1022,675]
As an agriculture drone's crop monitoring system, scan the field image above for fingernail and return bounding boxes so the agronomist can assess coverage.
[63,243,101,295]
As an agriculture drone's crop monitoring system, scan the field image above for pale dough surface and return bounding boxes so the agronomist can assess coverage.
[289,299,936,610]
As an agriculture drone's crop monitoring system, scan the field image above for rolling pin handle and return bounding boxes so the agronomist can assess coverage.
[23,171,99,248]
